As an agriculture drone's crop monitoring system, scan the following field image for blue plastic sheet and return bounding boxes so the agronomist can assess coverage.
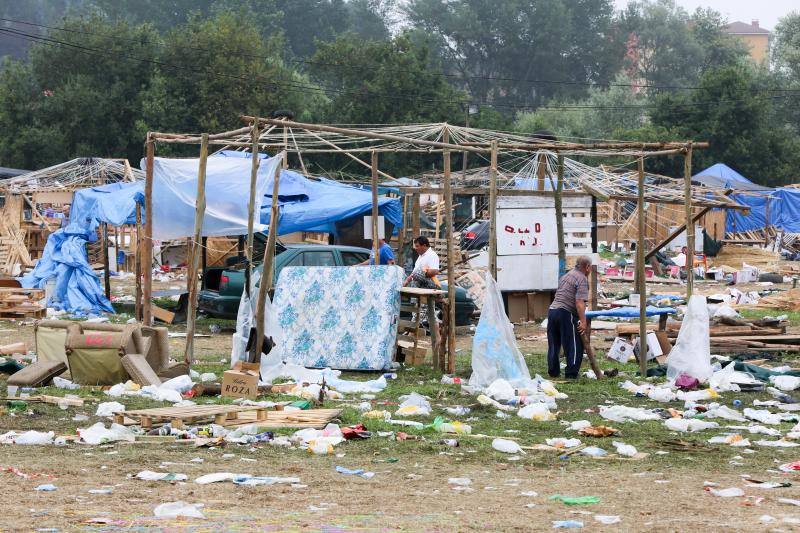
[585,306,676,318]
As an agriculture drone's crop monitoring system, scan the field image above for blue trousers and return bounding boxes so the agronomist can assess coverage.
[547,308,584,378]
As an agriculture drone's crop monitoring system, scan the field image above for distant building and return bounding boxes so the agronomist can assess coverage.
[724,20,771,64]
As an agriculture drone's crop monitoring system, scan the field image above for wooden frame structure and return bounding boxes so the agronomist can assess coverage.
[143,119,745,376]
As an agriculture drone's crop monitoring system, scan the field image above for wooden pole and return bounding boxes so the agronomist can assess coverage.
[371,150,380,261]
[412,194,421,239]
[143,135,155,325]
[764,197,771,247]
[245,122,260,298]
[101,222,111,300]
[684,143,694,298]
[488,140,498,279]
[184,133,209,366]
[555,154,566,273]
[536,152,546,191]
[135,203,142,322]
[637,157,647,378]
[250,151,284,363]
[443,127,456,373]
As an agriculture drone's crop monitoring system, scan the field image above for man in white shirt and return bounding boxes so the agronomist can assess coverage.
[403,236,440,288]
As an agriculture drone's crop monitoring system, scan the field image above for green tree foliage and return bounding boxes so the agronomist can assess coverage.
[404,0,623,108]
[0,15,160,169]
[773,11,800,80]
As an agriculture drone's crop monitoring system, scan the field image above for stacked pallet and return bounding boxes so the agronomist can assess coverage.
[0,287,45,318]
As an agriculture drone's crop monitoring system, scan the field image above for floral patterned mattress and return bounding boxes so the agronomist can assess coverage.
[273,265,403,370]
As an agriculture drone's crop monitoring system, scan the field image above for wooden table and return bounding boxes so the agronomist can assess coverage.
[398,287,448,370]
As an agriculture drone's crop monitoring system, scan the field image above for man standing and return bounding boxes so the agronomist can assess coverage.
[547,256,591,379]
[403,236,440,289]
[358,237,395,265]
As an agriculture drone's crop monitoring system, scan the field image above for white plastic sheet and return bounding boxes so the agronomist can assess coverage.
[232,270,284,372]
[469,273,532,389]
[149,153,282,240]
[666,295,713,382]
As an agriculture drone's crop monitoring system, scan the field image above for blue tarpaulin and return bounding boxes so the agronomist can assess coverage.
[22,152,402,313]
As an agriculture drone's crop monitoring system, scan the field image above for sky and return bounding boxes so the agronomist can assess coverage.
[613,0,797,30]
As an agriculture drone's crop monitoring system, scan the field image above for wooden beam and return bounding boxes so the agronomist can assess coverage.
[488,140,498,279]
[555,154,566,273]
[250,152,284,363]
[644,205,714,261]
[637,157,647,378]
[143,135,154,326]
[684,143,694,298]
[443,127,456,374]
[184,133,209,366]
[371,150,380,261]
[395,186,587,197]
[102,222,111,300]
[245,122,260,298]
[135,203,142,322]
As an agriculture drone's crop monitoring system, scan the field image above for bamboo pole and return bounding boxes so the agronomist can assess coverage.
[443,127,456,373]
[245,122,260,298]
[488,140,498,279]
[102,222,111,300]
[184,133,209,366]
[135,203,142,322]
[371,151,380,261]
[250,152,284,363]
[143,135,154,325]
[555,155,566,272]
[684,143,694,298]
[412,193,421,238]
[637,157,647,378]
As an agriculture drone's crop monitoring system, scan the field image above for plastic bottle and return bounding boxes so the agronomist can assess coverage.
[437,421,472,435]
[7,400,27,410]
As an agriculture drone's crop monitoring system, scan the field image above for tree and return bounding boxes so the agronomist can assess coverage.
[773,11,800,80]
[0,15,161,168]
[618,1,747,88]
[404,0,623,108]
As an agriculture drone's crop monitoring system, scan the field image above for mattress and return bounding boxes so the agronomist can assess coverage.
[273,265,402,370]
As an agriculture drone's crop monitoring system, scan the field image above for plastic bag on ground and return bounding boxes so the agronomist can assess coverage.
[770,375,800,392]
[666,295,713,383]
[13,430,54,445]
[546,438,581,449]
[518,403,555,421]
[703,405,746,422]
[160,375,194,394]
[611,440,637,457]
[96,401,126,417]
[492,438,525,454]
[664,419,719,433]
[599,405,659,423]
[707,487,744,498]
[485,378,516,402]
[469,274,532,389]
[78,423,136,445]
[395,393,432,417]
[136,471,188,482]
[744,408,783,425]
[153,501,205,519]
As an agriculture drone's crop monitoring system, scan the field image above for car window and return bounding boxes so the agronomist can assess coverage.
[302,251,336,266]
[341,251,369,266]
[285,253,303,267]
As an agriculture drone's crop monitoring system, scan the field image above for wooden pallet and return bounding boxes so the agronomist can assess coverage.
[225,408,342,429]
[115,404,269,429]
[0,287,45,318]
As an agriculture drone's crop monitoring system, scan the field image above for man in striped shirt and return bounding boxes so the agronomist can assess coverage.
[547,256,591,379]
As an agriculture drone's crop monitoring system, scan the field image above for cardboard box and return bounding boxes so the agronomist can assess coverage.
[654,330,672,357]
[606,337,634,363]
[507,293,529,323]
[633,331,663,361]
[222,361,260,399]
[526,292,552,320]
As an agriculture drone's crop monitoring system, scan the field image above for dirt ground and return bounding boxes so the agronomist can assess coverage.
[3,275,800,531]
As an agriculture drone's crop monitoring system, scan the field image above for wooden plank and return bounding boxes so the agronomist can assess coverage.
[151,304,175,324]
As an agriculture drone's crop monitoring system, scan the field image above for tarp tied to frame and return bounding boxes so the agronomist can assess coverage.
[273,265,403,370]
[147,153,283,240]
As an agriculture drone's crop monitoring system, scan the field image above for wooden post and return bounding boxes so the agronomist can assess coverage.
[245,122,260,298]
[102,222,111,300]
[443,127,456,373]
[684,143,694,298]
[250,151,284,363]
[764,197,771,247]
[555,154,566,273]
[143,135,155,325]
[536,152,546,191]
[184,133,209,366]
[488,140,498,279]
[412,194,421,239]
[135,203,142,322]
[398,193,409,267]
[371,150,380,262]
[637,157,647,378]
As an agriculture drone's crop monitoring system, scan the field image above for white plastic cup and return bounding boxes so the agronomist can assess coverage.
[7,385,17,397]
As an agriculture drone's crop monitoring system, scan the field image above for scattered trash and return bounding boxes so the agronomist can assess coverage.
[448,478,471,486]
[599,405,659,423]
[95,402,126,417]
[135,471,188,482]
[335,466,375,479]
[778,498,800,507]
[552,520,583,529]
[580,446,608,457]
[549,495,599,505]
[579,426,618,437]
[664,419,719,433]
[153,501,205,519]
[705,487,744,497]
[518,403,555,421]
[546,438,581,449]
[594,515,621,525]
[34,484,57,491]
[611,441,638,457]
[395,393,431,416]
[492,438,525,454]
[78,423,135,445]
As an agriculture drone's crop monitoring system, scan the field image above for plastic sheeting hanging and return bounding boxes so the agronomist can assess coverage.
[469,273,532,389]
[666,294,713,383]
[230,271,283,368]
[147,153,282,240]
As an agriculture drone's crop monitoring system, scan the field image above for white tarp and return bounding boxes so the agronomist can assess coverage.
[149,152,282,240]
[666,294,713,382]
